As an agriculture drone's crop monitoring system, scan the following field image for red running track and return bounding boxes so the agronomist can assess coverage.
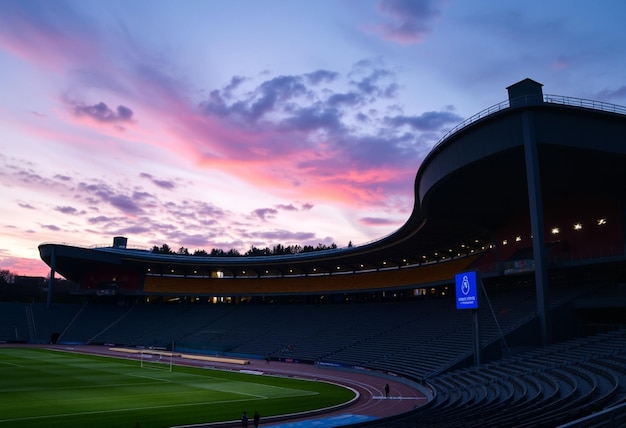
[28,345,431,427]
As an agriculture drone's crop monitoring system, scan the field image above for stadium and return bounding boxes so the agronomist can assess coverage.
[3,78,626,427]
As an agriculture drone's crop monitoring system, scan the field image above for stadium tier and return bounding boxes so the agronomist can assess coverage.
[23,79,626,426]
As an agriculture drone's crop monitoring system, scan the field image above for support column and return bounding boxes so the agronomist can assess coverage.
[522,110,551,346]
[47,248,55,309]
[472,309,481,366]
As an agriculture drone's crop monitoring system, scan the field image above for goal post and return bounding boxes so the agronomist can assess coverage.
[139,350,173,372]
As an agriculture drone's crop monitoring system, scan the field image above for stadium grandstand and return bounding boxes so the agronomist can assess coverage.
[4,78,626,426]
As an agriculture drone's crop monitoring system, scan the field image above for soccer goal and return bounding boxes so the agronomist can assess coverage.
[139,351,173,372]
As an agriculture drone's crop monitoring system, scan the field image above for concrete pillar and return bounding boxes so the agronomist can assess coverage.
[522,110,551,346]
[47,248,55,309]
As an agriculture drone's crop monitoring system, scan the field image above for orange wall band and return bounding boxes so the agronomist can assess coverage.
[143,255,480,295]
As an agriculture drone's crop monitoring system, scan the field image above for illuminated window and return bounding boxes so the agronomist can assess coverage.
[574,223,583,230]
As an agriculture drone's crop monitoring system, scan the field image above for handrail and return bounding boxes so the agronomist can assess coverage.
[433,94,626,151]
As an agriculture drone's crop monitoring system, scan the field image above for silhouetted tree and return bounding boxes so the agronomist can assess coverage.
[154,243,173,254]
[0,269,14,285]
[151,241,340,257]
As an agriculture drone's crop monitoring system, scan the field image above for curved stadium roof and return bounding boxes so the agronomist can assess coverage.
[39,79,626,286]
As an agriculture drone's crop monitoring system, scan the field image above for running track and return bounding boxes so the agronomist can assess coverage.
[17,345,430,427]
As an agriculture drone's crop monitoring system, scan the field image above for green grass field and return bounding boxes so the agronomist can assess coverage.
[0,348,355,428]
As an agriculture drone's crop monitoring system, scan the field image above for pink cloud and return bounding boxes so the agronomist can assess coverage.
[71,101,134,125]
[1,1,445,213]
[359,216,399,226]
[0,1,103,73]
[370,0,443,44]
[0,254,50,278]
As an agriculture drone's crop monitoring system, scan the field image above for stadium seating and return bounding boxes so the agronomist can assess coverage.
[2,283,626,427]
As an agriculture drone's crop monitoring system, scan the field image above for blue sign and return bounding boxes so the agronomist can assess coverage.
[455,271,478,310]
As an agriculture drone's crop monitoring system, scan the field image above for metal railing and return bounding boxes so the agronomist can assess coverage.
[434,94,626,151]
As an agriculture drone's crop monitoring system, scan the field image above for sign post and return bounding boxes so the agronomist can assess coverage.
[455,271,481,366]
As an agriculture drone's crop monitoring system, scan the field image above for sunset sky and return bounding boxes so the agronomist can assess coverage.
[1,0,625,277]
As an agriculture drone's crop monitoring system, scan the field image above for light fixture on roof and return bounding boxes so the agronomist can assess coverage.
[574,223,583,230]
[515,236,522,242]
[551,227,560,235]
[597,218,607,226]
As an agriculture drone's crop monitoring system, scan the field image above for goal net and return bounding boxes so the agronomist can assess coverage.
[139,351,173,372]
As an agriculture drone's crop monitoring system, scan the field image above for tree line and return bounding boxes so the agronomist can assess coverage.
[151,241,352,257]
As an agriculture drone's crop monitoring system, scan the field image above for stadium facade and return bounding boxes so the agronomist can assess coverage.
[39,78,626,344]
